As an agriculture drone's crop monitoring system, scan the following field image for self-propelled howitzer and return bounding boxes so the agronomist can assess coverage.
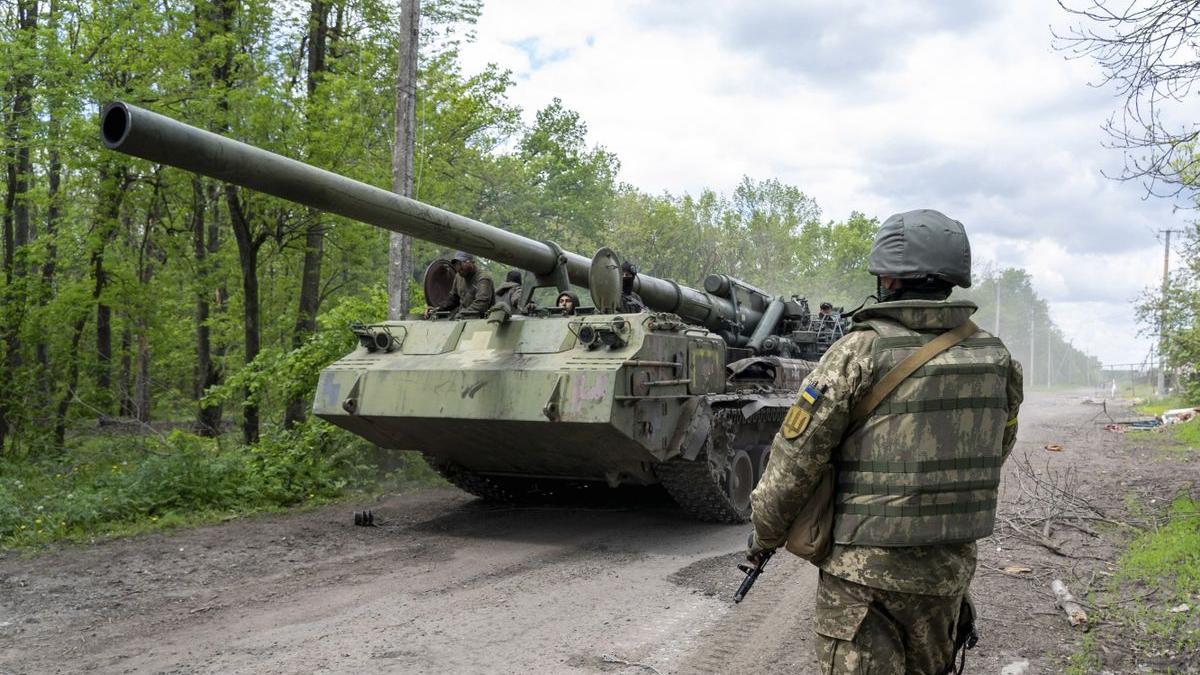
[100,101,846,522]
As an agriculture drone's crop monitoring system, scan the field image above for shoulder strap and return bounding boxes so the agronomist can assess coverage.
[850,320,978,425]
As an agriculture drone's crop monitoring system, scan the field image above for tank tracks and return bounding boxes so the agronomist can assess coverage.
[427,403,786,521]
[656,405,786,524]
[423,455,520,502]
[424,454,634,506]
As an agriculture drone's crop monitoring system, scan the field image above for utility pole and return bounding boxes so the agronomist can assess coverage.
[1156,228,1182,395]
[1029,321,1035,389]
[993,277,1001,335]
[1046,331,1052,388]
[388,0,420,320]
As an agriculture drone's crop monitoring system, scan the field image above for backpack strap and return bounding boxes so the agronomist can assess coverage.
[850,320,978,426]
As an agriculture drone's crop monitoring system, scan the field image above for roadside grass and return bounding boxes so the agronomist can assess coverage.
[0,421,444,550]
[1135,395,1195,417]
[1064,633,1103,675]
[1126,419,1200,455]
[1177,420,1200,449]
[1074,493,1200,671]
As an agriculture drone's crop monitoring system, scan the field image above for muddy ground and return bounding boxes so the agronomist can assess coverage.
[0,391,1191,674]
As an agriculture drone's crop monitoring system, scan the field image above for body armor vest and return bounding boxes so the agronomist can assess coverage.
[832,318,1010,547]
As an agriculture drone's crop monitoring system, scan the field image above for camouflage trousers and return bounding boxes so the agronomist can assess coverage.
[813,571,962,675]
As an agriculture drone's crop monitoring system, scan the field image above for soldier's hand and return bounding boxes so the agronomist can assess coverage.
[746,531,772,567]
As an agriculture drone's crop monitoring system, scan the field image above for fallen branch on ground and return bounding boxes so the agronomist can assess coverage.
[1051,578,1089,629]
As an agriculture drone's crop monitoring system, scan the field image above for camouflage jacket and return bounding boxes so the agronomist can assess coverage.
[750,299,1024,596]
[440,271,495,318]
[493,280,522,312]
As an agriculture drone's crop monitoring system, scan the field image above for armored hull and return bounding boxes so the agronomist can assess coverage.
[315,312,811,521]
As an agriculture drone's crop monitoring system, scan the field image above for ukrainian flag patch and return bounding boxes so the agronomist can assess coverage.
[801,384,822,405]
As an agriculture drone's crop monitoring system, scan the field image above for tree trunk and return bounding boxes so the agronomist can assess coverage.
[0,98,14,448]
[94,262,112,410]
[10,1,36,261]
[131,186,160,426]
[226,186,261,444]
[387,0,419,320]
[119,325,133,417]
[284,0,332,429]
[189,0,233,437]
[0,0,39,450]
[54,314,87,449]
[96,302,112,401]
[91,165,126,419]
[192,178,223,436]
[135,327,151,424]
[37,110,61,384]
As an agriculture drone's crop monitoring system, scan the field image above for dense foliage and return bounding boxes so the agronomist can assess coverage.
[0,1,1101,544]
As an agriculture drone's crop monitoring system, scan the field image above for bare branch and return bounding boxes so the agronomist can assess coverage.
[1056,0,1200,201]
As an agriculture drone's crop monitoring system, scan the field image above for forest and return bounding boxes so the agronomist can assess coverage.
[0,0,1101,545]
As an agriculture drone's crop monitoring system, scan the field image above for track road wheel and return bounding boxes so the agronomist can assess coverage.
[656,409,755,523]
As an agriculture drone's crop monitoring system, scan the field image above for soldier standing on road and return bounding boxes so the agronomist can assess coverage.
[619,261,647,313]
[427,251,495,318]
[747,209,1024,675]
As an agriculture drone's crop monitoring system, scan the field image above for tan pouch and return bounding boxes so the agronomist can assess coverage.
[784,463,835,562]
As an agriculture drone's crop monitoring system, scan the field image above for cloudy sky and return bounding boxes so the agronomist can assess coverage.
[458,1,1189,366]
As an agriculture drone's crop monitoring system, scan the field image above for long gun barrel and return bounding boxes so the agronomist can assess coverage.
[100,102,763,338]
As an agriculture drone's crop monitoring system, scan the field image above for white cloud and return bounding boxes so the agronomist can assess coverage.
[459,1,1187,365]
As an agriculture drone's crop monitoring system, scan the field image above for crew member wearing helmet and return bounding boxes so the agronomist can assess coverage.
[555,290,580,316]
[747,209,1024,674]
[618,261,646,313]
[426,251,495,319]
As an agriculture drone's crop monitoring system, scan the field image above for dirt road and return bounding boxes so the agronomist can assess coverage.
[0,392,1150,673]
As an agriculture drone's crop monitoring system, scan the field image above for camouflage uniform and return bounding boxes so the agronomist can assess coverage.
[750,299,1023,675]
[438,270,495,318]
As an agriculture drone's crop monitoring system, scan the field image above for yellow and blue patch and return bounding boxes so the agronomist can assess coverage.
[800,384,822,405]
[781,406,811,440]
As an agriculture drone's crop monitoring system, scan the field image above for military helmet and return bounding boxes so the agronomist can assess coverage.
[867,209,971,288]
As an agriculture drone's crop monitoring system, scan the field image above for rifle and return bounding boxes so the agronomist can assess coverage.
[733,549,774,603]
